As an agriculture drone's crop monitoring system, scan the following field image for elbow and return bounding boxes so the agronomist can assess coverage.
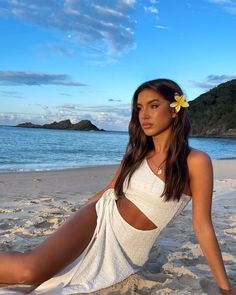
[19,268,37,285]
[18,266,42,285]
[16,255,45,286]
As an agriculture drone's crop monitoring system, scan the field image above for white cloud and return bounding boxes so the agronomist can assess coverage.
[92,4,126,18]
[60,93,73,97]
[122,0,136,6]
[155,25,168,29]
[97,112,107,122]
[144,6,159,14]
[2,0,138,58]
[60,103,78,110]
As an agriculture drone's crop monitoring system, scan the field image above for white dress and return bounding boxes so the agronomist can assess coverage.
[0,158,191,295]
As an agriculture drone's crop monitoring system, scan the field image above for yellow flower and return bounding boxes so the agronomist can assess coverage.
[170,93,189,112]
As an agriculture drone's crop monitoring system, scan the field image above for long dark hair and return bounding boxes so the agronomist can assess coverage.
[114,78,191,201]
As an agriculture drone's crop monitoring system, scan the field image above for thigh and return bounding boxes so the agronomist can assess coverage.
[27,201,98,284]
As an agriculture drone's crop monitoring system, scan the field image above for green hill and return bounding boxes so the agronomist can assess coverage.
[189,79,236,137]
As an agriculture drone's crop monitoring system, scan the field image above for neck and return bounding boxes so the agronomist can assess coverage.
[152,129,171,154]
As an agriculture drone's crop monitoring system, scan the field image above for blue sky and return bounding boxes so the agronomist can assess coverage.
[0,0,235,131]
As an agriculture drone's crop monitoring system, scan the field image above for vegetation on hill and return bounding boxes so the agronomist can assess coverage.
[189,79,236,137]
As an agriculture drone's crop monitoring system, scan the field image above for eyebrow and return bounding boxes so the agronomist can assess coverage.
[137,99,160,106]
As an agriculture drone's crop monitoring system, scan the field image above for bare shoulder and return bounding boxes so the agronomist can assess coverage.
[187,148,213,200]
[187,148,212,174]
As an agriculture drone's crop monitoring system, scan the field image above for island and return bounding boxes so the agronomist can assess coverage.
[16,119,104,132]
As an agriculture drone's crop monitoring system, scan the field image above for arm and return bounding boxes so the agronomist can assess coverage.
[0,161,123,286]
[188,150,234,294]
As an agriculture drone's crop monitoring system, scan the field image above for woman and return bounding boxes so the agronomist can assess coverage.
[0,79,235,295]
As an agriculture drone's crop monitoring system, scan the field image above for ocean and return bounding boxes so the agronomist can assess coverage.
[0,126,236,172]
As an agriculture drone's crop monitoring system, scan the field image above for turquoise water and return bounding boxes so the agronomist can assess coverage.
[0,126,236,172]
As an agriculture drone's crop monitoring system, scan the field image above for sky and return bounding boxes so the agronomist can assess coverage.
[0,0,235,131]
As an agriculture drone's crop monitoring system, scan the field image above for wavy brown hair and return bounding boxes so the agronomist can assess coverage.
[114,78,191,201]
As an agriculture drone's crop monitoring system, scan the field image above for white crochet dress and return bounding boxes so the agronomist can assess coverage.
[0,158,191,295]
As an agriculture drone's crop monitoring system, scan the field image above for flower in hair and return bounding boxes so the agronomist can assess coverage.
[170,93,189,112]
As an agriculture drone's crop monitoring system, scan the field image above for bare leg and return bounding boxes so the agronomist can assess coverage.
[0,201,98,286]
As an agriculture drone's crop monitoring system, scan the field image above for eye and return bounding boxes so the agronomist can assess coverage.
[151,104,159,109]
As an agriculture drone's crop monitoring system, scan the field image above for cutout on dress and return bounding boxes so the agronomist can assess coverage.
[115,196,158,231]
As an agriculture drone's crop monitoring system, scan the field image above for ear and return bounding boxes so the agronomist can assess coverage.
[171,108,178,118]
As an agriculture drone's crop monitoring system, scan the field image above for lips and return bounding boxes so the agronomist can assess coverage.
[142,123,153,129]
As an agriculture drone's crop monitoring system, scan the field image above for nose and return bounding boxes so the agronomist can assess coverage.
[141,108,150,119]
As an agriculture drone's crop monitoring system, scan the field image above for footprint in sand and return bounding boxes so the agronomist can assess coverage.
[229,215,236,222]
[221,252,236,263]
[32,215,64,230]
[39,196,53,202]
[225,226,236,236]
[48,217,61,226]
[34,220,52,229]
[0,218,20,230]
[0,208,22,213]
[32,178,42,182]
[162,262,197,278]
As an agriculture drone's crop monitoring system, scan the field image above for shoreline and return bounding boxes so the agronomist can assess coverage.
[2,125,236,138]
[0,163,118,175]
[218,156,236,160]
[0,158,235,178]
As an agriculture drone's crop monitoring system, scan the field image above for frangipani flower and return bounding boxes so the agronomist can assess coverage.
[170,93,189,112]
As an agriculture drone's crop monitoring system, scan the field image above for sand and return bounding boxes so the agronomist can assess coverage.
[0,160,235,294]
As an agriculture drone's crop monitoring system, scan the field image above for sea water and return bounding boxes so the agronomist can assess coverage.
[0,126,236,172]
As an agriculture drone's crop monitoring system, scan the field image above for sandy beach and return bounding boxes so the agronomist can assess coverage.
[0,160,235,294]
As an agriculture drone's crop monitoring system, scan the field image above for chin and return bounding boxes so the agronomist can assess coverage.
[143,129,158,136]
[144,129,165,137]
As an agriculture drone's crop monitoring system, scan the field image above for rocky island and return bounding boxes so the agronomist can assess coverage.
[16,119,104,131]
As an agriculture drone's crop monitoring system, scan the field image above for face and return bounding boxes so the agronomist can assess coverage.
[137,88,176,137]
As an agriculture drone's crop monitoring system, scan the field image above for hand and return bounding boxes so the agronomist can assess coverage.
[219,287,236,295]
